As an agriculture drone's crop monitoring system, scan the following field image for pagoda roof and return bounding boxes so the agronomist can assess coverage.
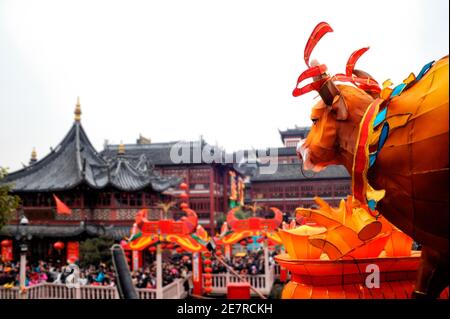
[279,126,310,142]
[2,121,181,192]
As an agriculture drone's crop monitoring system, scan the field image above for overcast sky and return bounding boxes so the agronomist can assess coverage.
[0,0,448,171]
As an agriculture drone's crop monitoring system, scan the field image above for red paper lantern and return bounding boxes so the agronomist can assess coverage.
[54,241,65,250]
[247,238,253,243]
[204,259,212,265]
[204,273,212,279]
[204,267,212,273]
[1,239,12,247]
[203,251,211,258]
[240,240,247,246]
[204,286,213,293]
[149,246,156,253]
[257,237,264,243]
[166,244,174,250]
[176,247,183,253]
[180,202,189,209]
[180,182,188,190]
[215,250,222,257]
[180,192,189,200]
[205,279,212,286]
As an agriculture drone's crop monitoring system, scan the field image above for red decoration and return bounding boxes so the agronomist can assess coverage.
[203,251,211,258]
[166,244,174,250]
[54,241,65,250]
[1,240,12,247]
[204,273,212,280]
[247,238,253,243]
[180,192,189,200]
[149,246,156,253]
[176,247,183,253]
[240,240,247,246]
[204,267,212,273]
[215,250,222,257]
[257,238,264,243]
[205,279,212,286]
[204,259,212,265]
[204,286,213,293]
[180,182,188,190]
[52,194,72,215]
[180,202,188,209]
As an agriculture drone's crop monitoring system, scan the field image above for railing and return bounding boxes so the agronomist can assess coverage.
[203,265,275,296]
[0,276,189,299]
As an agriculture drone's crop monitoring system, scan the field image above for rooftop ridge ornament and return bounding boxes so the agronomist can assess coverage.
[118,141,125,155]
[74,96,81,122]
[29,147,37,164]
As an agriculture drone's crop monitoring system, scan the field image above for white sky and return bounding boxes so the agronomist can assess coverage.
[0,0,448,171]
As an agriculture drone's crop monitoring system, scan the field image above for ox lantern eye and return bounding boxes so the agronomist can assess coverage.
[311,118,318,125]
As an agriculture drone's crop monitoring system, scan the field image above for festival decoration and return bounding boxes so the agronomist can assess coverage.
[1,239,13,263]
[292,21,449,298]
[53,241,65,251]
[275,196,427,298]
[218,204,283,246]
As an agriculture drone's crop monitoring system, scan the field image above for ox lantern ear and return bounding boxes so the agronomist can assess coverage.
[331,95,349,121]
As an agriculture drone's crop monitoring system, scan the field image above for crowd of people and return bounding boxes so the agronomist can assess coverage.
[0,248,280,289]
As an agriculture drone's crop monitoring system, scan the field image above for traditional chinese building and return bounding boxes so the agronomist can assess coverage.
[0,99,181,262]
[239,127,351,216]
[101,138,241,234]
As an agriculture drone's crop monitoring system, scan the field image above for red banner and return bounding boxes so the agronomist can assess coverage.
[66,241,79,262]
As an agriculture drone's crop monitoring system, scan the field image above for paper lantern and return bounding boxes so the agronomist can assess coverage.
[180,182,188,190]
[278,226,326,259]
[54,241,65,250]
[176,247,183,253]
[215,250,222,257]
[240,240,247,246]
[205,279,212,286]
[1,239,12,247]
[204,286,213,293]
[180,192,189,200]
[257,237,264,243]
[247,238,253,243]
[204,273,212,279]
[204,259,212,265]
[149,246,156,253]
[166,244,174,250]
[204,267,213,273]
[384,229,413,257]
[203,251,211,258]
[180,202,189,209]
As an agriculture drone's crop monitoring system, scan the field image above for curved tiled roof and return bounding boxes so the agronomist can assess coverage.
[2,122,180,192]
[250,163,350,182]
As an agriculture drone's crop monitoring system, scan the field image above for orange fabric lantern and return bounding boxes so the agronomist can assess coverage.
[384,229,413,257]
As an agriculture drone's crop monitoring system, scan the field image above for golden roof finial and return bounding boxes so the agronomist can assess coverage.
[30,147,37,164]
[118,141,125,155]
[74,96,81,122]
